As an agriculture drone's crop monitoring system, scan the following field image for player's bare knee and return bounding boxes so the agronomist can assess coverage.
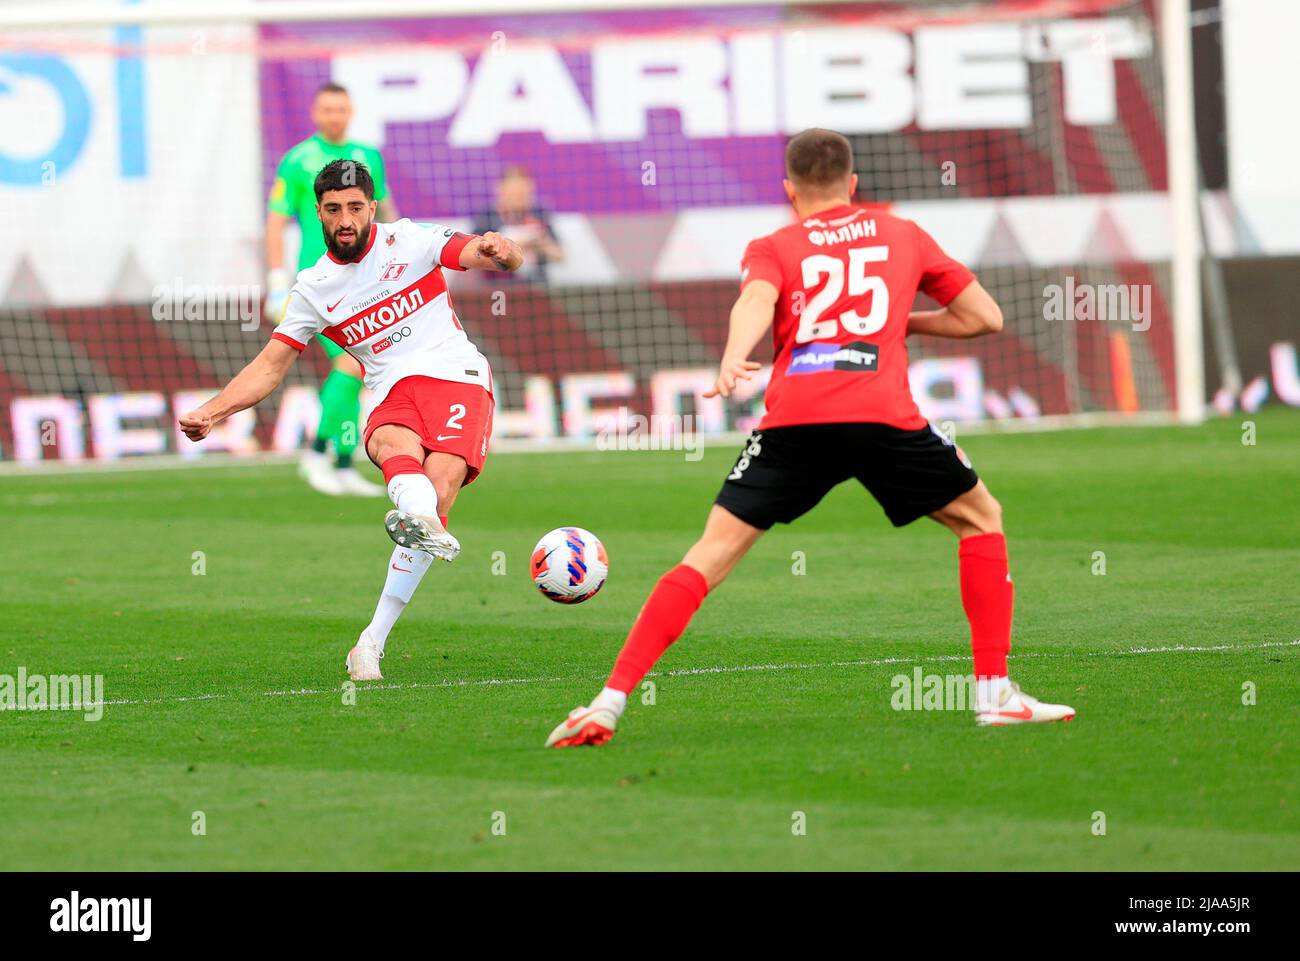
[964,488,1003,535]
[932,485,999,537]
[983,494,1004,533]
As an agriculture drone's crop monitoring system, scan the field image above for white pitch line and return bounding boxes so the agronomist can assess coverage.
[663,639,1300,676]
[87,638,1300,709]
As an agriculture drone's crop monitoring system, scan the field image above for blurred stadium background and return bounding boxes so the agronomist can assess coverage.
[0,0,1295,467]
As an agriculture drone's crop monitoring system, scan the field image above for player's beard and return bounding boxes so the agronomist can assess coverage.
[325,218,372,262]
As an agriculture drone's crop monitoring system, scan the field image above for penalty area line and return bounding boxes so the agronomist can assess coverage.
[94,638,1300,709]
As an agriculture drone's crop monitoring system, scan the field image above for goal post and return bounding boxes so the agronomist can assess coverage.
[0,0,1211,467]
[1160,0,1206,424]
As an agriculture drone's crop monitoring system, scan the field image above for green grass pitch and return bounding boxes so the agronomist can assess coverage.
[1,409,1297,871]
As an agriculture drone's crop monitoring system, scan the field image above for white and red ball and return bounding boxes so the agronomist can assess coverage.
[531,527,608,604]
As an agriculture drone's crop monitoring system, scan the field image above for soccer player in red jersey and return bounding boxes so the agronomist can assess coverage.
[547,129,1075,746]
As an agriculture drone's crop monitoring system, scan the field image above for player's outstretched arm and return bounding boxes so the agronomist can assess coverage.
[704,279,778,398]
[907,279,1003,339]
[178,339,299,442]
[458,231,525,272]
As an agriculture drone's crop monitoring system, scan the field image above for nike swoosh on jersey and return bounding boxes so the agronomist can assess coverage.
[326,296,345,312]
[436,434,461,441]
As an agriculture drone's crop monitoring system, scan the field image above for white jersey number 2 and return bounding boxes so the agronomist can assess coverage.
[796,245,890,344]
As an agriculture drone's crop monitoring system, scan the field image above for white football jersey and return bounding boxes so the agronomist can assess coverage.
[272,219,491,406]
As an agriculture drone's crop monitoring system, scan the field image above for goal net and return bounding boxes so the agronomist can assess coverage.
[0,0,1197,465]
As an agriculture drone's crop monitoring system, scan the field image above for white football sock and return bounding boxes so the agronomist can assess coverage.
[976,675,1012,711]
[387,471,439,519]
[363,545,435,653]
[592,687,628,716]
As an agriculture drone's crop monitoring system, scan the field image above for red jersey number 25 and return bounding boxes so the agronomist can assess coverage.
[796,245,890,344]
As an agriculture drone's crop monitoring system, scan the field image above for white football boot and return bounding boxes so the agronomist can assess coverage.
[300,449,343,496]
[335,466,386,497]
[384,510,461,562]
[545,705,619,748]
[976,681,1075,726]
[345,638,384,681]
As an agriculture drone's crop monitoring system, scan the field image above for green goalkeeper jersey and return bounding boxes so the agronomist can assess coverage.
[268,134,390,272]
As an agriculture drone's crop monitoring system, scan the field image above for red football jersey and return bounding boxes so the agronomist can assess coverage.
[741,203,975,430]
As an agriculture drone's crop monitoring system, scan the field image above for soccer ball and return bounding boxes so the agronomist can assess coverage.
[531,527,608,604]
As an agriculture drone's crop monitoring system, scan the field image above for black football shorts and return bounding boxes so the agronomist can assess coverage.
[714,422,980,530]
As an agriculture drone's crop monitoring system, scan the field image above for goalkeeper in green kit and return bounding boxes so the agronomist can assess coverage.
[265,82,394,496]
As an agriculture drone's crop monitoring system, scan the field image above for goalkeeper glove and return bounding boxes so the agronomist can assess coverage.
[264,268,291,323]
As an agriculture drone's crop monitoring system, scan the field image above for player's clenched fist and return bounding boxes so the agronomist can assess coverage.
[178,410,212,442]
[461,230,523,272]
[704,358,762,399]
[478,231,508,259]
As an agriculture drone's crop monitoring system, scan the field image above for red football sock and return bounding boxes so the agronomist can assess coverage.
[606,564,709,694]
[380,454,424,484]
[438,515,448,529]
[958,532,1013,678]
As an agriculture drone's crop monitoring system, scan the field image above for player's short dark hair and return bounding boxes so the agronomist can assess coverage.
[314,158,374,201]
[785,128,854,190]
[315,82,349,98]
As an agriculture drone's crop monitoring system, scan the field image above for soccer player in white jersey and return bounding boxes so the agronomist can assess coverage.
[179,159,523,680]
